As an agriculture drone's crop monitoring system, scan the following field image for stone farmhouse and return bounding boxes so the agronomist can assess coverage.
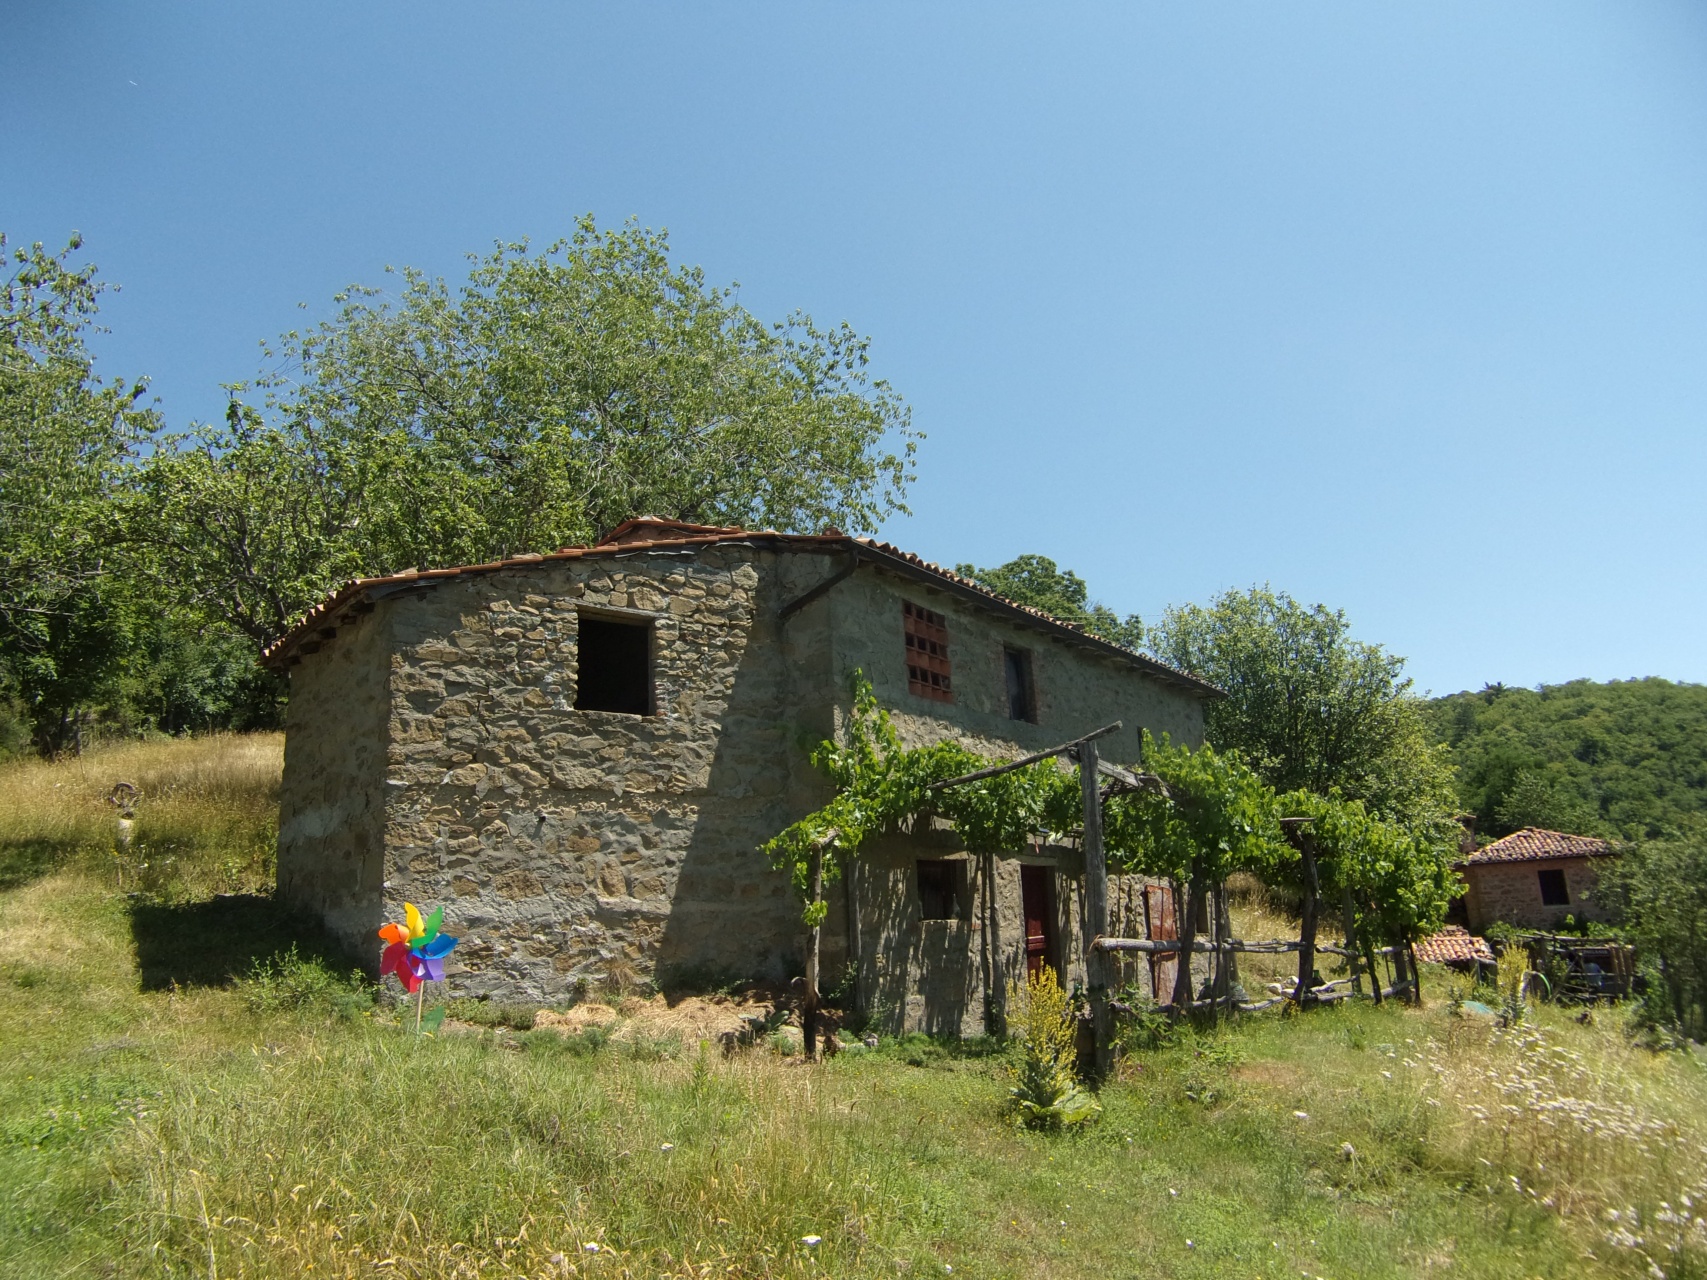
[1456,827,1619,933]
[262,518,1218,1034]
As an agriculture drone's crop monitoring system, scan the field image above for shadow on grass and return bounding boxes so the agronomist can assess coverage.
[0,838,75,893]
[128,894,357,991]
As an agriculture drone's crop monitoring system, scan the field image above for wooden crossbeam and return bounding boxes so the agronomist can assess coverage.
[924,721,1122,791]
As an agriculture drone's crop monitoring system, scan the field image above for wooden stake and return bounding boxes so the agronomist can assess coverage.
[415,982,424,1035]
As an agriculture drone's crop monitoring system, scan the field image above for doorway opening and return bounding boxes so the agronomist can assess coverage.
[1020,865,1056,981]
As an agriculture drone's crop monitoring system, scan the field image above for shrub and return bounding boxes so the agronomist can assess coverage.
[237,946,371,1020]
[1006,966,1099,1130]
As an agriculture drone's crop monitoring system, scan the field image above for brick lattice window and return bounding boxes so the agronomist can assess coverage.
[903,600,952,701]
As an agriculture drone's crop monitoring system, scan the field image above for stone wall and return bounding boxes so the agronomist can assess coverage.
[277,540,1211,1030]
[1462,857,1613,933]
[276,600,391,955]
[825,564,1203,768]
[375,545,836,1002]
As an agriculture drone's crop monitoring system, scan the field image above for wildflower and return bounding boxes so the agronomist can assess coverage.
[801,1236,822,1247]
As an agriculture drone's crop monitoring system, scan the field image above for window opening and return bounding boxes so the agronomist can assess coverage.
[1004,647,1035,722]
[574,614,652,715]
[903,600,952,702]
[1538,868,1570,906]
[917,858,966,921]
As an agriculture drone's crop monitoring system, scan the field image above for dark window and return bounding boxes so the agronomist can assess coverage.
[1538,868,1570,906]
[917,858,966,921]
[903,600,952,702]
[1004,647,1035,722]
[574,615,652,715]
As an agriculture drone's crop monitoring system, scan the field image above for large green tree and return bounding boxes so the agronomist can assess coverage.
[0,234,156,752]
[953,554,1144,650]
[130,217,918,645]
[1428,678,1707,841]
[1598,826,1707,1038]
[1148,586,1457,831]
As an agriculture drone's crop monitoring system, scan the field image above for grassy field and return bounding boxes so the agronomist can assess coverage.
[3,736,1706,1278]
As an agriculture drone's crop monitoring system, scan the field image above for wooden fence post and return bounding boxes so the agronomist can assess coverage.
[1079,740,1113,1076]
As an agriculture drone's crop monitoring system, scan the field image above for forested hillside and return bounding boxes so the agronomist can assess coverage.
[1428,678,1707,841]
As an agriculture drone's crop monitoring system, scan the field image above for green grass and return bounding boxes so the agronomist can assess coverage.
[3,736,1706,1278]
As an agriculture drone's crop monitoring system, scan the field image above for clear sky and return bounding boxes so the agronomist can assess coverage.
[5,2,1705,697]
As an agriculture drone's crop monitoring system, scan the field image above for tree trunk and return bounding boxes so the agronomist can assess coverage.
[1364,918,1384,1006]
[1340,885,1363,997]
[1171,869,1207,1013]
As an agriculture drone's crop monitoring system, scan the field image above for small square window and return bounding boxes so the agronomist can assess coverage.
[574,614,652,715]
[1004,647,1036,722]
[1538,868,1570,906]
[917,858,966,921]
[903,600,952,702]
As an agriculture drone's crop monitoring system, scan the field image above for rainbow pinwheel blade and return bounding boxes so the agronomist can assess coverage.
[419,956,446,983]
[378,922,410,946]
[420,934,457,960]
[418,906,443,946]
[380,941,410,977]
[404,902,425,940]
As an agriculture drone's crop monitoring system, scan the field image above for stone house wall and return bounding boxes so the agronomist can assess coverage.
[276,597,392,946]
[1462,857,1611,933]
[274,538,1209,1032]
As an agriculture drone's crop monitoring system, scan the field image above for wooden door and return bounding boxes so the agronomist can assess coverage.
[1021,865,1054,980]
[1144,884,1178,1002]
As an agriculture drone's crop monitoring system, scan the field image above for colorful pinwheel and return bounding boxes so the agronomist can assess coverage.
[378,902,458,994]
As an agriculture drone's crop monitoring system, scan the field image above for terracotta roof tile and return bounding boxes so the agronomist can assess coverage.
[1460,827,1616,866]
[260,517,1221,696]
[1415,926,1495,966]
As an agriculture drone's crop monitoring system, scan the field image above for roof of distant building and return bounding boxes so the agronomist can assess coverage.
[261,517,1221,696]
[1415,926,1496,966]
[1459,827,1617,867]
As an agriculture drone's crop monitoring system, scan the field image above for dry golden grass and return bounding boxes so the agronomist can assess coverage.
[0,732,282,897]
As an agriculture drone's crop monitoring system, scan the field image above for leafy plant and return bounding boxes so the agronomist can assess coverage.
[1494,946,1533,1028]
[237,946,371,1021]
[1006,966,1099,1130]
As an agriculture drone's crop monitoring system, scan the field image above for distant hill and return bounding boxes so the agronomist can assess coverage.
[1427,678,1707,842]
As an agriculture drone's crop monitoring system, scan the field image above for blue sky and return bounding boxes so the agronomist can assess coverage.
[5,3,1705,696]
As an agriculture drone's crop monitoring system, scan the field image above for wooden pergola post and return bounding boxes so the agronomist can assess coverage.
[1078,738,1113,1077]
[804,841,823,1059]
[1294,833,1320,1007]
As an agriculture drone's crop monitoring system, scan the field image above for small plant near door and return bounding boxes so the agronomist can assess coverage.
[1006,966,1100,1130]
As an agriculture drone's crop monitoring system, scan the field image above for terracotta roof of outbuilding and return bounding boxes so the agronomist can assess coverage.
[1415,926,1496,966]
[260,517,1222,697]
[1459,827,1617,866]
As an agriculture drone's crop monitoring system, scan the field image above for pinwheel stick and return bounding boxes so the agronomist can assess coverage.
[415,982,425,1034]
